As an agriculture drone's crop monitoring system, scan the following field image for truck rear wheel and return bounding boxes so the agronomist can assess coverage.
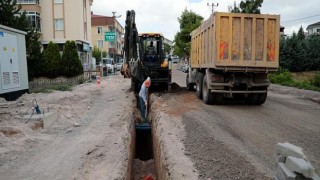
[246,92,267,105]
[196,73,204,99]
[186,74,194,91]
[202,74,214,104]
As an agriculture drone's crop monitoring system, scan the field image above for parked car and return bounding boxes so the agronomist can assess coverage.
[182,64,189,73]
[116,59,123,71]
[102,58,114,73]
[172,57,179,63]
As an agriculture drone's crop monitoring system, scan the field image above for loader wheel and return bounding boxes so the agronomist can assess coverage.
[202,74,213,104]
[196,73,204,99]
[186,74,194,91]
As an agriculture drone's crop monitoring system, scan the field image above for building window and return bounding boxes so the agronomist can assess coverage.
[97,27,103,34]
[26,11,41,32]
[54,19,64,30]
[317,29,320,33]
[109,41,114,48]
[54,0,63,4]
[97,40,103,48]
[17,0,39,5]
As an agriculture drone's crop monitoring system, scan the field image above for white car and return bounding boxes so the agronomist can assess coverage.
[102,58,114,73]
[116,59,123,71]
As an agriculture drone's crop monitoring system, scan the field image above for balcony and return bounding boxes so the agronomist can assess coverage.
[17,0,40,5]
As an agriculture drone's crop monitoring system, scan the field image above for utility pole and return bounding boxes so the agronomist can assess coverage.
[207,2,219,15]
[112,11,122,74]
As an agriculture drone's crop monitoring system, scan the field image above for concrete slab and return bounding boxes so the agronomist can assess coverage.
[285,156,314,178]
[23,111,59,129]
[275,162,296,180]
[275,142,307,160]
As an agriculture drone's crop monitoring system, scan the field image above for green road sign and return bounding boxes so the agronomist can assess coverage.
[104,32,115,42]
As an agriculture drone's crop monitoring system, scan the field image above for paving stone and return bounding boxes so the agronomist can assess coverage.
[275,142,307,160]
[285,156,315,178]
[275,162,296,180]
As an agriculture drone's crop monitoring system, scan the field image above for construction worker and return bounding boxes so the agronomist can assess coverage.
[147,41,156,55]
[139,77,151,121]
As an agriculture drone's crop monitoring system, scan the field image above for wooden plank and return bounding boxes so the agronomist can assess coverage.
[240,16,244,63]
[244,17,252,60]
[251,18,256,62]
[216,14,221,63]
[255,18,264,61]
[274,16,280,66]
[220,16,229,60]
[232,17,241,61]
[263,18,268,64]
[228,15,232,62]
[267,19,276,62]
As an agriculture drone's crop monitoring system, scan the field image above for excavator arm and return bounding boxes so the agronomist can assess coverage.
[121,10,144,85]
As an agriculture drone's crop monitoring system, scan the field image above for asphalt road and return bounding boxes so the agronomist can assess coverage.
[170,64,320,178]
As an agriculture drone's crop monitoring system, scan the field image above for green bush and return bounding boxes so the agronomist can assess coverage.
[269,70,293,84]
[61,41,83,77]
[269,70,320,91]
[43,41,62,78]
[311,72,320,87]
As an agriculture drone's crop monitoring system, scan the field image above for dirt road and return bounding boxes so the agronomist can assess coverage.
[170,64,320,179]
[1,65,319,179]
[0,74,134,179]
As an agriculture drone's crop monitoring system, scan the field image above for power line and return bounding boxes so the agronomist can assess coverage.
[282,14,320,24]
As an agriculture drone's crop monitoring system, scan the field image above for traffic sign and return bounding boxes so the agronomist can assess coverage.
[104,32,115,42]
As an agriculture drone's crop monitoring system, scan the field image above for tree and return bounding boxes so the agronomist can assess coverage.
[92,46,102,64]
[27,30,43,79]
[0,0,43,79]
[174,9,203,57]
[164,43,171,55]
[0,0,21,27]
[61,41,83,77]
[230,0,264,14]
[102,50,108,58]
[43,42,62,78]
[297,26,305,40]
[306,34,320,70]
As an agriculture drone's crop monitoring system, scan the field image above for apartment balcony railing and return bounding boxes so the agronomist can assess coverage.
[17,0,40,5]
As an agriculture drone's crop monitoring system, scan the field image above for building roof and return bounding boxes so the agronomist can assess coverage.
[91,13,114,26]
[307,21,320,30]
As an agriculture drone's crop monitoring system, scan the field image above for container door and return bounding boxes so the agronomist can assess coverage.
[0,32,20,90]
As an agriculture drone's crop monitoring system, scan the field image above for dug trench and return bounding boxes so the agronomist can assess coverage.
[127,84,199,179]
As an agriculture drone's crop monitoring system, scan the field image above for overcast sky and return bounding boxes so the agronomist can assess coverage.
[91,0,320,41]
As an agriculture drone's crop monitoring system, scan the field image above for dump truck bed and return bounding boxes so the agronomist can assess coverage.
[190,12,280,72]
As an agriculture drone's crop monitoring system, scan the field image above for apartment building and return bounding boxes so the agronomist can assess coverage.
[91,12,124,63]
[17,0,93,66]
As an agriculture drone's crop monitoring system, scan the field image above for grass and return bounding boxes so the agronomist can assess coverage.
[268,70,320,92]
[31,85,73,93]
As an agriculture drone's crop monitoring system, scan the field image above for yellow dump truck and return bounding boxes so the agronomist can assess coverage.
[187,12,280,105]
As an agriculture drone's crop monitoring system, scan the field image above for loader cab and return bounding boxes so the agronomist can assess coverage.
[139,33,165,64]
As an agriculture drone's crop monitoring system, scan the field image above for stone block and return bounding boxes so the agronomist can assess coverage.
[275,142,307,160]
[285,156,314,178]
[23,111,58,129]
[276,155,286,163]
[311,173,320,180]
[275,162,296,180]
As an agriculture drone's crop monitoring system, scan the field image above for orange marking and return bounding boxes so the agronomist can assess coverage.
[219,42,228,59]
[267,43,275,62]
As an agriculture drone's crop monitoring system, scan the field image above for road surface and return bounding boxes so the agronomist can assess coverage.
[170,63,320,179]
